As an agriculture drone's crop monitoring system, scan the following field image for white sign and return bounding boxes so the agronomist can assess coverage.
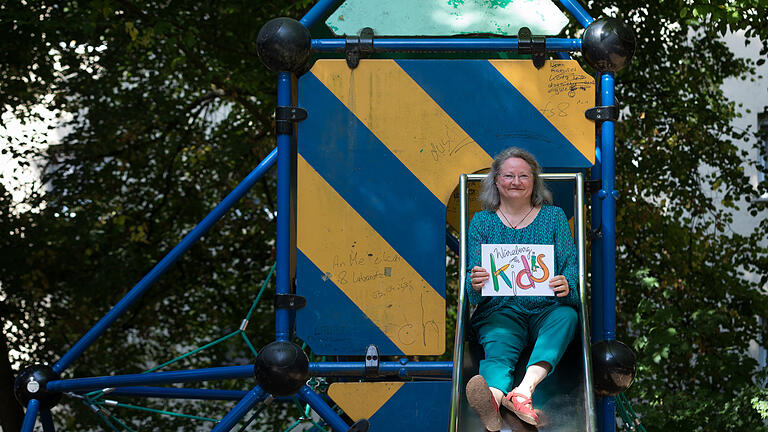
[326,0,569,37]
[481,244,555,297]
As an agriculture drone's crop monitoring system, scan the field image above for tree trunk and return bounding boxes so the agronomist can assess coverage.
[0,328,24,432]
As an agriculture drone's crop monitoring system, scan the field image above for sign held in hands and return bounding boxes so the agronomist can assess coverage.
[481,244,555,297]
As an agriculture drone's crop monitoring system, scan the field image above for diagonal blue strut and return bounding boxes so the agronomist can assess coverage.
[299,0,338,28]
[52,148,277,374]
[21,399,40,432]
[558,0,595,28]
[210,386,267,432]
[298,385,351,432]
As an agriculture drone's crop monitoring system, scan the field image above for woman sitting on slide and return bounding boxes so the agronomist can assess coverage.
[465,147,579,430]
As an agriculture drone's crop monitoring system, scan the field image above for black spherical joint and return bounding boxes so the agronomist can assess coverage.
[253,341,309,396]
[257,17,312,74]
[14,364,62,409]
[591,340,637,397]
[582,17,636,72]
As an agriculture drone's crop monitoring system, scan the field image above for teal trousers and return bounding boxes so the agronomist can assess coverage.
[474,304,577,393]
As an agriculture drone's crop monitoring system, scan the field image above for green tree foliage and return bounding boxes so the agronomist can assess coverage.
[580,0,768,430]
[1,0,767,431]
[1,0,314,429]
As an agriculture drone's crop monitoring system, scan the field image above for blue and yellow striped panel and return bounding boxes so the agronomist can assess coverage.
[296,59,594,356]
[328,381,452,431]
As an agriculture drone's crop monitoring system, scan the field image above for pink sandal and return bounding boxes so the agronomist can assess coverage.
[465,375,503,431]
[501,391,539,426]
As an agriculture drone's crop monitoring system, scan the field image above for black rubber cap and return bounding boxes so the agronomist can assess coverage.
[582,17,636,72]
[591,339,637,397]
[253,341,309,396]
[257,17,313,74]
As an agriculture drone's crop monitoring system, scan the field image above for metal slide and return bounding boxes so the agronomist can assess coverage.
[451,173,596,432]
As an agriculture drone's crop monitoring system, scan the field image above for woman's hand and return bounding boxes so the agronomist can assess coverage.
[470,266,489,292]
[549,275,570,297]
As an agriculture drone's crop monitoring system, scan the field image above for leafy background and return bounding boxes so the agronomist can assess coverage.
[1,0,767,430]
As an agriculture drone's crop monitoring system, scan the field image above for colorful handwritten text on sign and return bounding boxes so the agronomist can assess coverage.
[481,244,554,297]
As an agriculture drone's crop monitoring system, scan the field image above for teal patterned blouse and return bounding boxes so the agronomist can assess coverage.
[466,205,579,322]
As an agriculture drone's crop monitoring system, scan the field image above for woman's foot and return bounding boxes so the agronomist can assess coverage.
[466,375,503,431]
[501,387,539,426]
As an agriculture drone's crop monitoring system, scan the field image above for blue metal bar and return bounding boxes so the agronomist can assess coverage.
[298,385,349,432]
[598,396,616,432]
[276,72,293,342]
[107,386,248,400]
[310,361,453,377]
[210,386,266,432]
[599,72,617,432]
[591,107,604,343]
[558,0,595,28]
[299,0,338,28]
[40,409,56,432]
[53,149,278,374]
[600,72,616,342]
[47,365,255,392]
[21,399,39,432]
[312,38,582,53]
[555,52,571,60]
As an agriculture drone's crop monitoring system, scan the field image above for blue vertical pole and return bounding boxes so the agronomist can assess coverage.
[599,72,617,432]
[599,396,616,432]
[591,98,604,343]
[276,72,293,342]
[210,386,266,432]
[298,386,350,432]
[600,73,616,342]
[21,399,40,432]
[591,160,605,343]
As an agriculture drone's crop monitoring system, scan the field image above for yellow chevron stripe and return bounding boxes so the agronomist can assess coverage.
[328,382,404,421]
[489,59,595,164]
[297,155,445,355]
[311,59,493,205]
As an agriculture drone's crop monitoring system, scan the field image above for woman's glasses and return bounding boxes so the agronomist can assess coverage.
[497,173,532,182]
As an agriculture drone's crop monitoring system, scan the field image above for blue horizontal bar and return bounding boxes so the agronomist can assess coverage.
[52,361,453,393]
[47,365,255,392]
[309,361,453,377]
[312,38,582,53]
[53,149,278,374]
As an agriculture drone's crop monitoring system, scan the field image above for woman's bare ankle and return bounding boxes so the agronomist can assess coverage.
[511,386,532,399]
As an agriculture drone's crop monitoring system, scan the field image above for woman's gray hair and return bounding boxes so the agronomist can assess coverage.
[479,147,553,210]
